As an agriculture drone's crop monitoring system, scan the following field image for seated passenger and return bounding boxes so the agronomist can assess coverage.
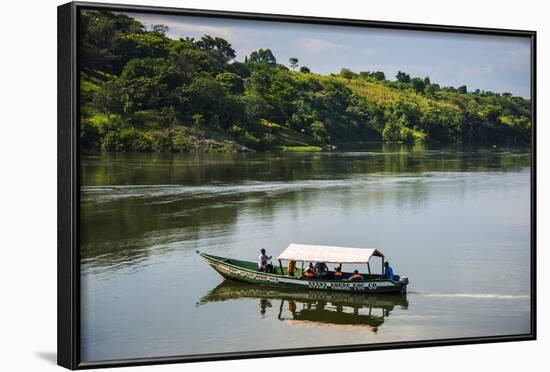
[257,249,273,273]
[333,265,343,280]
[348,269,364,282]
[303,263,315,278]
[383,262,394,280]
[314,261,329,278]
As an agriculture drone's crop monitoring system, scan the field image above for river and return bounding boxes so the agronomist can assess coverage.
[79,144,532,362]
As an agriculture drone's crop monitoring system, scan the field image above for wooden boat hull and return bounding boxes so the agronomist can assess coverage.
[198,252,407,294]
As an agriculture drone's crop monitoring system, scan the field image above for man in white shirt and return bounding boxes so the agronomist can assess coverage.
[257,249,273,272]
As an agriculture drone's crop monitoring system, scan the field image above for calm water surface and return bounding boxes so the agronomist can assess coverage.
[80,145,531,362]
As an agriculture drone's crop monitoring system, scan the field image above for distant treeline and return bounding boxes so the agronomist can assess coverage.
[79,11,532,152]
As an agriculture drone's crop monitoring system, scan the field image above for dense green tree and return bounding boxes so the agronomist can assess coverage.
[396,71,411,83]
[80,10,144,74]
[93,80,124,117]
[383,114,409,142]
[300,66,310,73]
[175,75,237,127]
[216,72,244,94]
[310,121,330,144]
[118,58,173,113]
[242,93,272,126]
[411,77,426,95]
[195,35,236,64]
[339,68,355,80]
[248,48,277,66]
[113,32,171,73]
[425,84,437,97]
[360,71,386,81]
[372,71,386,81]
[244,70,271,96]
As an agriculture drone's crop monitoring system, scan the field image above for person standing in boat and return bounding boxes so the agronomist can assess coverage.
[384,261,394,280]
[258,249,273,273]
[287,260,297,276]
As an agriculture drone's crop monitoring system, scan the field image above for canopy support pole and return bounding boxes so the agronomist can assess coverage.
[278,260,284,276]
[367,262,371,276]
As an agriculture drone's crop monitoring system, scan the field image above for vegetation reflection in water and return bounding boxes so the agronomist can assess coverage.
[80,144,530,273]
[197,281,408,331]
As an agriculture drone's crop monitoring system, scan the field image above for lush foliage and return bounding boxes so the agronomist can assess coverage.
[80,11,532,152]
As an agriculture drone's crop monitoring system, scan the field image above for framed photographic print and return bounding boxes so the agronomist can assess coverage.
[58,1,536,369]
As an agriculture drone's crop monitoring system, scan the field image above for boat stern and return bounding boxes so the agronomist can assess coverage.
[398,276,409,295]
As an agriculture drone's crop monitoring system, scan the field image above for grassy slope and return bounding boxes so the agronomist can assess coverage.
[319,74,458,111]
[81,70,528,152]
[252,73,463,148]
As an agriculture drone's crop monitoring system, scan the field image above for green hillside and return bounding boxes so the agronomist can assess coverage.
[79,11,532,152]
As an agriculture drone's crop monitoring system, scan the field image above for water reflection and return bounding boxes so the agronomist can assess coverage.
[80,145,531,361]
[80,145,531,273]
[198,281,408,331]
[81,144,531,187]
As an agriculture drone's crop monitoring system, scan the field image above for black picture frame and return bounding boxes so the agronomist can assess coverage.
[58,1,537,369]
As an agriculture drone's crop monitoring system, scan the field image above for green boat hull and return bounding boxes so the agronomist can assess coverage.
[198,252,407,294]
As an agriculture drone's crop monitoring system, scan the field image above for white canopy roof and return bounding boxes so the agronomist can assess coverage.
[277,244,384,263]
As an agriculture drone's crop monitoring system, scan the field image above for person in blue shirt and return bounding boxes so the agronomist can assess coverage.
[384,262,394,280]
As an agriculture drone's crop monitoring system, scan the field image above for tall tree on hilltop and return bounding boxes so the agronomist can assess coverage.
[248,48,277,66]
[411,77,426,95]
[396,71,411,83]
[289,57,299,71]
[195,35,236,64]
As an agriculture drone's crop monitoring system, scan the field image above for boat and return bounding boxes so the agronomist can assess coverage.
[197,243,409,294]
[197,281,409,330]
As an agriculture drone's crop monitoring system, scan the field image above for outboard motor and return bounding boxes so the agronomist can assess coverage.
[398,276,409,295]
